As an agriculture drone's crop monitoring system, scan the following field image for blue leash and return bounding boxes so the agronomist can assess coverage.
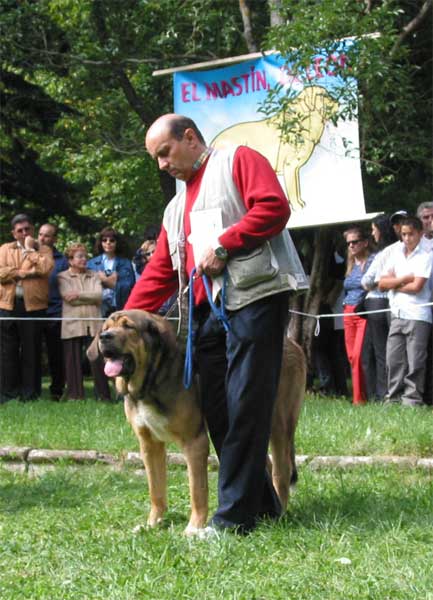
[183,268,230,389]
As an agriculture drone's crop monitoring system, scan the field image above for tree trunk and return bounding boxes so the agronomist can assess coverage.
[238,0,258,53]
[268,0,285,26]
[289,228,334,367]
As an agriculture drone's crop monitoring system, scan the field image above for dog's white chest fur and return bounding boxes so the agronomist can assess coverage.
[134,402,171,442]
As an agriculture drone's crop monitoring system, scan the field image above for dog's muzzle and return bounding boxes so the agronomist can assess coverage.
[99,330,135,378]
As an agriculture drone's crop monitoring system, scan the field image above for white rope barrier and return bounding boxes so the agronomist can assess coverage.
[289,301,433,336]
[1,302,432,337]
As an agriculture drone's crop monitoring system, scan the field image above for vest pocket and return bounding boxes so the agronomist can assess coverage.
[227,242,279,289]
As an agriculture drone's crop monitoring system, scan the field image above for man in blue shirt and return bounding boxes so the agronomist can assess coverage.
[38,224,69,400]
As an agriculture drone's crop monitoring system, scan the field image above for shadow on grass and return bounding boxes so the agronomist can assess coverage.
[1,466,432,536]
[281,468,433,533]
[0,468,143,514]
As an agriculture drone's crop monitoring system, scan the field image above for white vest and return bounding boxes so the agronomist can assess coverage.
[163,146,308,311]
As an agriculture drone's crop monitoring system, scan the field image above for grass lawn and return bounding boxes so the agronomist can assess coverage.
[0,379,432,457]
[1,381,432,599]
[1,465,432,599]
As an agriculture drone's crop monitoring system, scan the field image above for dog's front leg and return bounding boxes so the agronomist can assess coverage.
[136,427,167,528]
[181,430,209,536]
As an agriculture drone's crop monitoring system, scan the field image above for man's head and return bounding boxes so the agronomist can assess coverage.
[400,216,423,253]
[38,223,58,248]
[145,114,207,182]
[416,202,433,237]
[11,214,34,244]
[390,210,408,239]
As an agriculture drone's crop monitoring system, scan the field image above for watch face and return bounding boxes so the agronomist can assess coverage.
[215,246,228,260]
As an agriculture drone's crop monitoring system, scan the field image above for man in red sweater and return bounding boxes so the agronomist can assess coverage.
[126,114,295,534]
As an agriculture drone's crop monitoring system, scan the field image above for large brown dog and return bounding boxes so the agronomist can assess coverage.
[91,309,305,536]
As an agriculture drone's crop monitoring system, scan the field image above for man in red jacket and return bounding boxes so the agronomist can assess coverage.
[126,114,296,534]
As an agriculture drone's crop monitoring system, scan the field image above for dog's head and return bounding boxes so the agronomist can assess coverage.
[89,310,176,396]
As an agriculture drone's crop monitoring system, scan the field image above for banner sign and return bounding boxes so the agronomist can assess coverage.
[174,45,372,228]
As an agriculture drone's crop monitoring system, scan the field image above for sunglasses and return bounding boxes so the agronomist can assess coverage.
[346,239,364,246]
[102,237,116,243]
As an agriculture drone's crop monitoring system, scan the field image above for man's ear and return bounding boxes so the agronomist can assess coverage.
[184,128,197,146]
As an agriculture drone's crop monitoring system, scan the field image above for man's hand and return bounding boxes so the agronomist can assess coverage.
[196,247,227,278]
[98,271,118,288]
[24,235,37,250]
[398,273,415,287]
[64,292,80,302]
[14,270,27,280]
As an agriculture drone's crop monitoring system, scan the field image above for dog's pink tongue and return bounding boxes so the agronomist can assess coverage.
[104,359,123,378]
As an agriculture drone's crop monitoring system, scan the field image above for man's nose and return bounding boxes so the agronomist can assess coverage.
[158,157,169,170]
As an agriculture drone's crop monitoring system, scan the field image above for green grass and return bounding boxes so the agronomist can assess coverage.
[1,380,432,599]
[0,380,432,457]
[1,465,432,599]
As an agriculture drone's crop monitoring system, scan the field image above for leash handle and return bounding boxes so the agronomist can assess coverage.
[183,267,231,389]
[202,271,230,332]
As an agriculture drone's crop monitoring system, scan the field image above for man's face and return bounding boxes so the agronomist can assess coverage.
[420,208,433,234]
[12,221,33,244]
[401,225,422,253]
[38,225,56,248]
[146,127,198,182]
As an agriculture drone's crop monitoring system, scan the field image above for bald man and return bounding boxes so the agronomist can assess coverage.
[126,114,305,534]
[38,224,69,400]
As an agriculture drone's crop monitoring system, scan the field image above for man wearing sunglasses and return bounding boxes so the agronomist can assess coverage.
[0,214,54,403]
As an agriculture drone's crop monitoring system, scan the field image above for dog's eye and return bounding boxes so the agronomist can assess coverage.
[123,322,136,330]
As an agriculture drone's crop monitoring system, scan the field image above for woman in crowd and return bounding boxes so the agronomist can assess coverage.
[58,243,111,401]
[133,226,177,316]
[133,238,156,281]
[361,215,398,401]
[87,227,135,318]
[342,227,375,405]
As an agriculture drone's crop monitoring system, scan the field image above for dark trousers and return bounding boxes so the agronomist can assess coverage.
[362,297,389,400]
[0,298,44,402]
[41,319,65,399]
[312,303,349,397]
[195,292,289,531]
[63,336,111,401]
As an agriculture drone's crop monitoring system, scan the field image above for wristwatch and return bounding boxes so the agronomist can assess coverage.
[214,245,228,261]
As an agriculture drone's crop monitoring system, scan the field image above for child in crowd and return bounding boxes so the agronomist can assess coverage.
[378,216,432,406]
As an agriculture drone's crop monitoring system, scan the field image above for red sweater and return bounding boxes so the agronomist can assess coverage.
[125,146,290,311]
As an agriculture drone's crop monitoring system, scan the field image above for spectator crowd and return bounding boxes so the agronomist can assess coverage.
[1,202,432,406]
[0,216,156,402]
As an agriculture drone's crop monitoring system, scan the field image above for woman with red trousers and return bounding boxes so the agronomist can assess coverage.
[342,227,374,405]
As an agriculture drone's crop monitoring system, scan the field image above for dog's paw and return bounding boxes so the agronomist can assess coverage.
[184,525,220,540]
[146,512,165,528]
[184,524,205,537]
[131,518,162,534]
[132,523,147,534]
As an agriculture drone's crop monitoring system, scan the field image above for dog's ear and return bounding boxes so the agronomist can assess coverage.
[87,333,101,361]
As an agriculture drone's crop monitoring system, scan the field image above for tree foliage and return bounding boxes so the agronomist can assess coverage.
[0,0,249,244]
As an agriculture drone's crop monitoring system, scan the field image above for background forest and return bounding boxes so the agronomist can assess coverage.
[1,0,432,351]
